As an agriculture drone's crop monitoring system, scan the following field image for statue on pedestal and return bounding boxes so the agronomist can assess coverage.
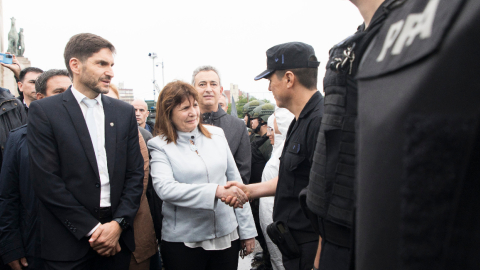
[7,18,18,55]
[18,28,25,57]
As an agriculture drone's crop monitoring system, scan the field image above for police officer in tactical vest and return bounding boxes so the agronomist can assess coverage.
[244,100,265,141]
[305,0,397,269]
[249,103,275,270]
[250,103,275,185]
[354,0,480,269]
[223,42,324,270]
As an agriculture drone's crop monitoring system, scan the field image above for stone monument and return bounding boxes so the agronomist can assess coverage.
[18,28,25,57]
[7,17,17,55]
[2,17,31,96]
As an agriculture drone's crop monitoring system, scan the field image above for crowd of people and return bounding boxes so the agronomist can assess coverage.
[0,0,479,270]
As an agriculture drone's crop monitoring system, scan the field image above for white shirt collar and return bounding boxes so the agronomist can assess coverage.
[71,86,103,107]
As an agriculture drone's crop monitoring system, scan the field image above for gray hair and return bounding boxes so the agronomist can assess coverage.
[191,65,222,86]
[221,92,229,106]
[35,69,70,96]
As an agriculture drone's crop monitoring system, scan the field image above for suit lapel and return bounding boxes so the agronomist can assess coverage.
[62,87,100,180]
[102,95,116,179]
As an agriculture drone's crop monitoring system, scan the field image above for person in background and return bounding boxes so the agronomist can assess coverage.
[218,92,228,113]
[148,80,256,270]
[0,86,26,170]
[0,69,71,270]
[249,103,274,269]
[259,108,294,270]
[17,67,43,113]
[131,100,154,134]
[192,66,251,184]
[105,87,157,270]
[243,100,264,136]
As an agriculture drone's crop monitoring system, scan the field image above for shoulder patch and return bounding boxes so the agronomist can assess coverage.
[357,0,465,79]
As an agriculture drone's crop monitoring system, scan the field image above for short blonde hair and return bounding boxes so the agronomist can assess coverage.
[109,84,119,99]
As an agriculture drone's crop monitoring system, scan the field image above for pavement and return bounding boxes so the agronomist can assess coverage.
[238,240,263,270]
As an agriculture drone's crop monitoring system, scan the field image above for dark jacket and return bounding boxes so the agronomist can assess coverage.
[201,106,252,183]
[16,96,28,115]
[27,88,144,261]
[0,88,27,168]
[0,125,42,268]
[250,134,272,184]
[145,120,154,134]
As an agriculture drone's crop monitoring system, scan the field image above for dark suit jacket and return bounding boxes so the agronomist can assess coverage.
[27,88,144,261]
[0,125,42,269]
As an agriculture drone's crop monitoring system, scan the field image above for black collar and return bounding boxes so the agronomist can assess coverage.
[298,91,322,120]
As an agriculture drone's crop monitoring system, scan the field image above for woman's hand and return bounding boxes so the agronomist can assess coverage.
[221,181,251,208]
[241,238,256,256]
[215,184,248,207]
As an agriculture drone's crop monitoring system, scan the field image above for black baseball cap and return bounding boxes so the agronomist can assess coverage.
[254,42,320,81]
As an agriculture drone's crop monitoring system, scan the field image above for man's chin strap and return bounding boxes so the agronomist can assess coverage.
[254,121,266,134]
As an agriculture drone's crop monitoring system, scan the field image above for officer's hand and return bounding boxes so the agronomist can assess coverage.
[224,181,251,200]
[216,184,248,207]
[8,257,28,270]
[0,53,21,79]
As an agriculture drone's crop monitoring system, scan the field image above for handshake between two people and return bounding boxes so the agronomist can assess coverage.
[215,181,251,209]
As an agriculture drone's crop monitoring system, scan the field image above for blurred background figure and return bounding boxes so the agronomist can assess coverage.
[16,67,43,113]
[218,92,228,113]
[106,84,158,270]
[132,99,154,135]
[242,100,264,136]
[0,69,71,270]
[249,103,274,269]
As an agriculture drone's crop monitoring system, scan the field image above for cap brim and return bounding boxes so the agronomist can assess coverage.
[254,69,274,81]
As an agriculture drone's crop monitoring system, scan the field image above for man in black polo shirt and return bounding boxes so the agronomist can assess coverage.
[224,42,324,270]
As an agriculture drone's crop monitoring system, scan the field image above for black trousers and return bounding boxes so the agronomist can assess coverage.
[282,240,318,270]
[318,239,351,270]
[161,239,240,270]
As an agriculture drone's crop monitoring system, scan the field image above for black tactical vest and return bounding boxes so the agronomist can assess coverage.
[355,0,480,269]
[307,1,398,230]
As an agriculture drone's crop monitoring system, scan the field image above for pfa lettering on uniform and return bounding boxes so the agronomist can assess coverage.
[377,0,440,62]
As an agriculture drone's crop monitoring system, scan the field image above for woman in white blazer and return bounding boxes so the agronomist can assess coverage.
[147,81,257,270]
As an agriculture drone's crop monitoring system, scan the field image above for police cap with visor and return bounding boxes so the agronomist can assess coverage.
[254,42,320,81]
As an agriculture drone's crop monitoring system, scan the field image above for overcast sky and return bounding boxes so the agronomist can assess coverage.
[2,0,363,102]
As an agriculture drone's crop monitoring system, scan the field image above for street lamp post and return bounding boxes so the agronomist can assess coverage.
[148,52,157,100]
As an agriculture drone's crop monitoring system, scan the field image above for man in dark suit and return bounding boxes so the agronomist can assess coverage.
[27,33,144,270]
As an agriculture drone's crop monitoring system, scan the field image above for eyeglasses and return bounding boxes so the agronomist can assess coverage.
[267,127,274,135]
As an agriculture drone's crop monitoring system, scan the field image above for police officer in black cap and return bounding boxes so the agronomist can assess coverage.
[223,42,324,270]
[305,0,398,269]
[354,0,480,269]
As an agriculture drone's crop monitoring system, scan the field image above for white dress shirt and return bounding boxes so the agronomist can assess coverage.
[71,87,111,208]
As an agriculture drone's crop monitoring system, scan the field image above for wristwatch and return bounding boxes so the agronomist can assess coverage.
[113,217,128,230]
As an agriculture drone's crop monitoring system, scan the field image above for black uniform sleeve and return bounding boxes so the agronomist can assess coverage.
[307,116,323,164]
